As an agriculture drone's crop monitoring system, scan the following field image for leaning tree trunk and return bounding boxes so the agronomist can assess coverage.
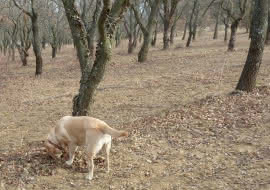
[213,7,221,40]
[138,33,151,62]
[62,0,129,116]
[18,48,29,66]
[182,20,188,40]
[186,28,193,47]
[224,23,229,42]
[163,20,170,49]
[228,19,240,51]
[186,0,198,47]
[87,0,102,57]
[132,26,139,48]
[128,34,134,53]
[22,51,28,66]
[42,37,46,49]
[170,20,177,45]
[132,0,161,62]
[151,22,158,47]
[192,11,200,41]
[11,46,15,61]
[31,13,43,76]
[236,0,268,92]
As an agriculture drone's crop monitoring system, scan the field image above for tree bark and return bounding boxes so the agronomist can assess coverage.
[151,21,158,47]
[31,12,43,75]
[163,20,170,49]
[192,5,200,41]
[182,20,188,40]
[213,6,221,40]
[266,12,270,45]
[228,19,240,51]
[170,21,176,44]
[236,0,268,92]
[186,0,198,47]
[52,46,57,58]
[162,0,180,49]
[62,0,129,116]
[132,0,161,62]
[87,0,102,57]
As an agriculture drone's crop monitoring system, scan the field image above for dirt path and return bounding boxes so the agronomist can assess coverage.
[1,32,270,189]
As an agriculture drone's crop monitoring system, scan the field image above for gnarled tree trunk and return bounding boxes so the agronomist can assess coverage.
[236,0,268,92]
[213,6,221,40]
[186,0,198,47]
[132,0,161,62]
[228,19,240,51]
[31,12,43,75]
[87,0,102,57]
[151,21,158,47]
[182,20,188,40]
[266,13,270,45]
[62,0,129,116]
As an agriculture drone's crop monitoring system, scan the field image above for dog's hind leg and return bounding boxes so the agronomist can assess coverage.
[105,142,111,173]
[86,153,95,180]
[65,144,77,166]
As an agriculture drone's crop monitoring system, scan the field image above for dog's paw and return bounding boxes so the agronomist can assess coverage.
[65,160,73,166]
[86,174,93,180]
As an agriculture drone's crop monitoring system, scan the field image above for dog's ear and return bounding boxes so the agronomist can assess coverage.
[44,141,58,159]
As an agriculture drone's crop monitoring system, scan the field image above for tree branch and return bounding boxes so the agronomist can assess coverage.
[12,0,32,17]
[131,4,147,34]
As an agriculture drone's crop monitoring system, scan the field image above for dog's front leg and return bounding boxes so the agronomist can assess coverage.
[65,144,77,166]
[86,153,94,180]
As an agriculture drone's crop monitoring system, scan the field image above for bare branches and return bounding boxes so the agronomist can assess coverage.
[12,0,32,17]
[201,0,217,18]
[131,4,147,34]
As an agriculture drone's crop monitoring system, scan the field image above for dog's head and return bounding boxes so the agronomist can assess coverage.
[44,139,62,159]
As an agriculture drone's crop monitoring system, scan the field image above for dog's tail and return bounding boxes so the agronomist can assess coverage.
[98,123,128,138]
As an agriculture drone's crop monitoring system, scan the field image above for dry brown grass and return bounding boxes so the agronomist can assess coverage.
[0,31,270,189]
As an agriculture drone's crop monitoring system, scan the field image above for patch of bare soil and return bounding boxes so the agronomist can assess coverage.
[1,31,270,189]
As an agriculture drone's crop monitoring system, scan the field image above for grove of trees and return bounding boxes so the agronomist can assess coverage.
[0,0,269,115]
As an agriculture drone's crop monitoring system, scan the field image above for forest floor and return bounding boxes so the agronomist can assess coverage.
[1,31,270,190]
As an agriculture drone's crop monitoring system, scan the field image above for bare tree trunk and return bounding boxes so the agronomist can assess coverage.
[228,19,240,51]
[266,13,270,45]
[31,13,43,75]
[21,51,28,66]
[87,0,102,57]
[62,0,129,116]
[213,6,221,40]
[151,21,158,47]
[42,36,46,49]
[132,0,161,62]
[170,22,176,44]
[224,23,229,42]
[186,0,198,47]
[138,33,151,62]
[115,26,122,47]
[236,0,268,92]
[192,6,200,41]
[132,26,139,48]
[11,46,15,61]
[162,0,180,49]
[128,36,134,53]
[52,46,57,58]
[163,20,170,49]
[182,20,188,40]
